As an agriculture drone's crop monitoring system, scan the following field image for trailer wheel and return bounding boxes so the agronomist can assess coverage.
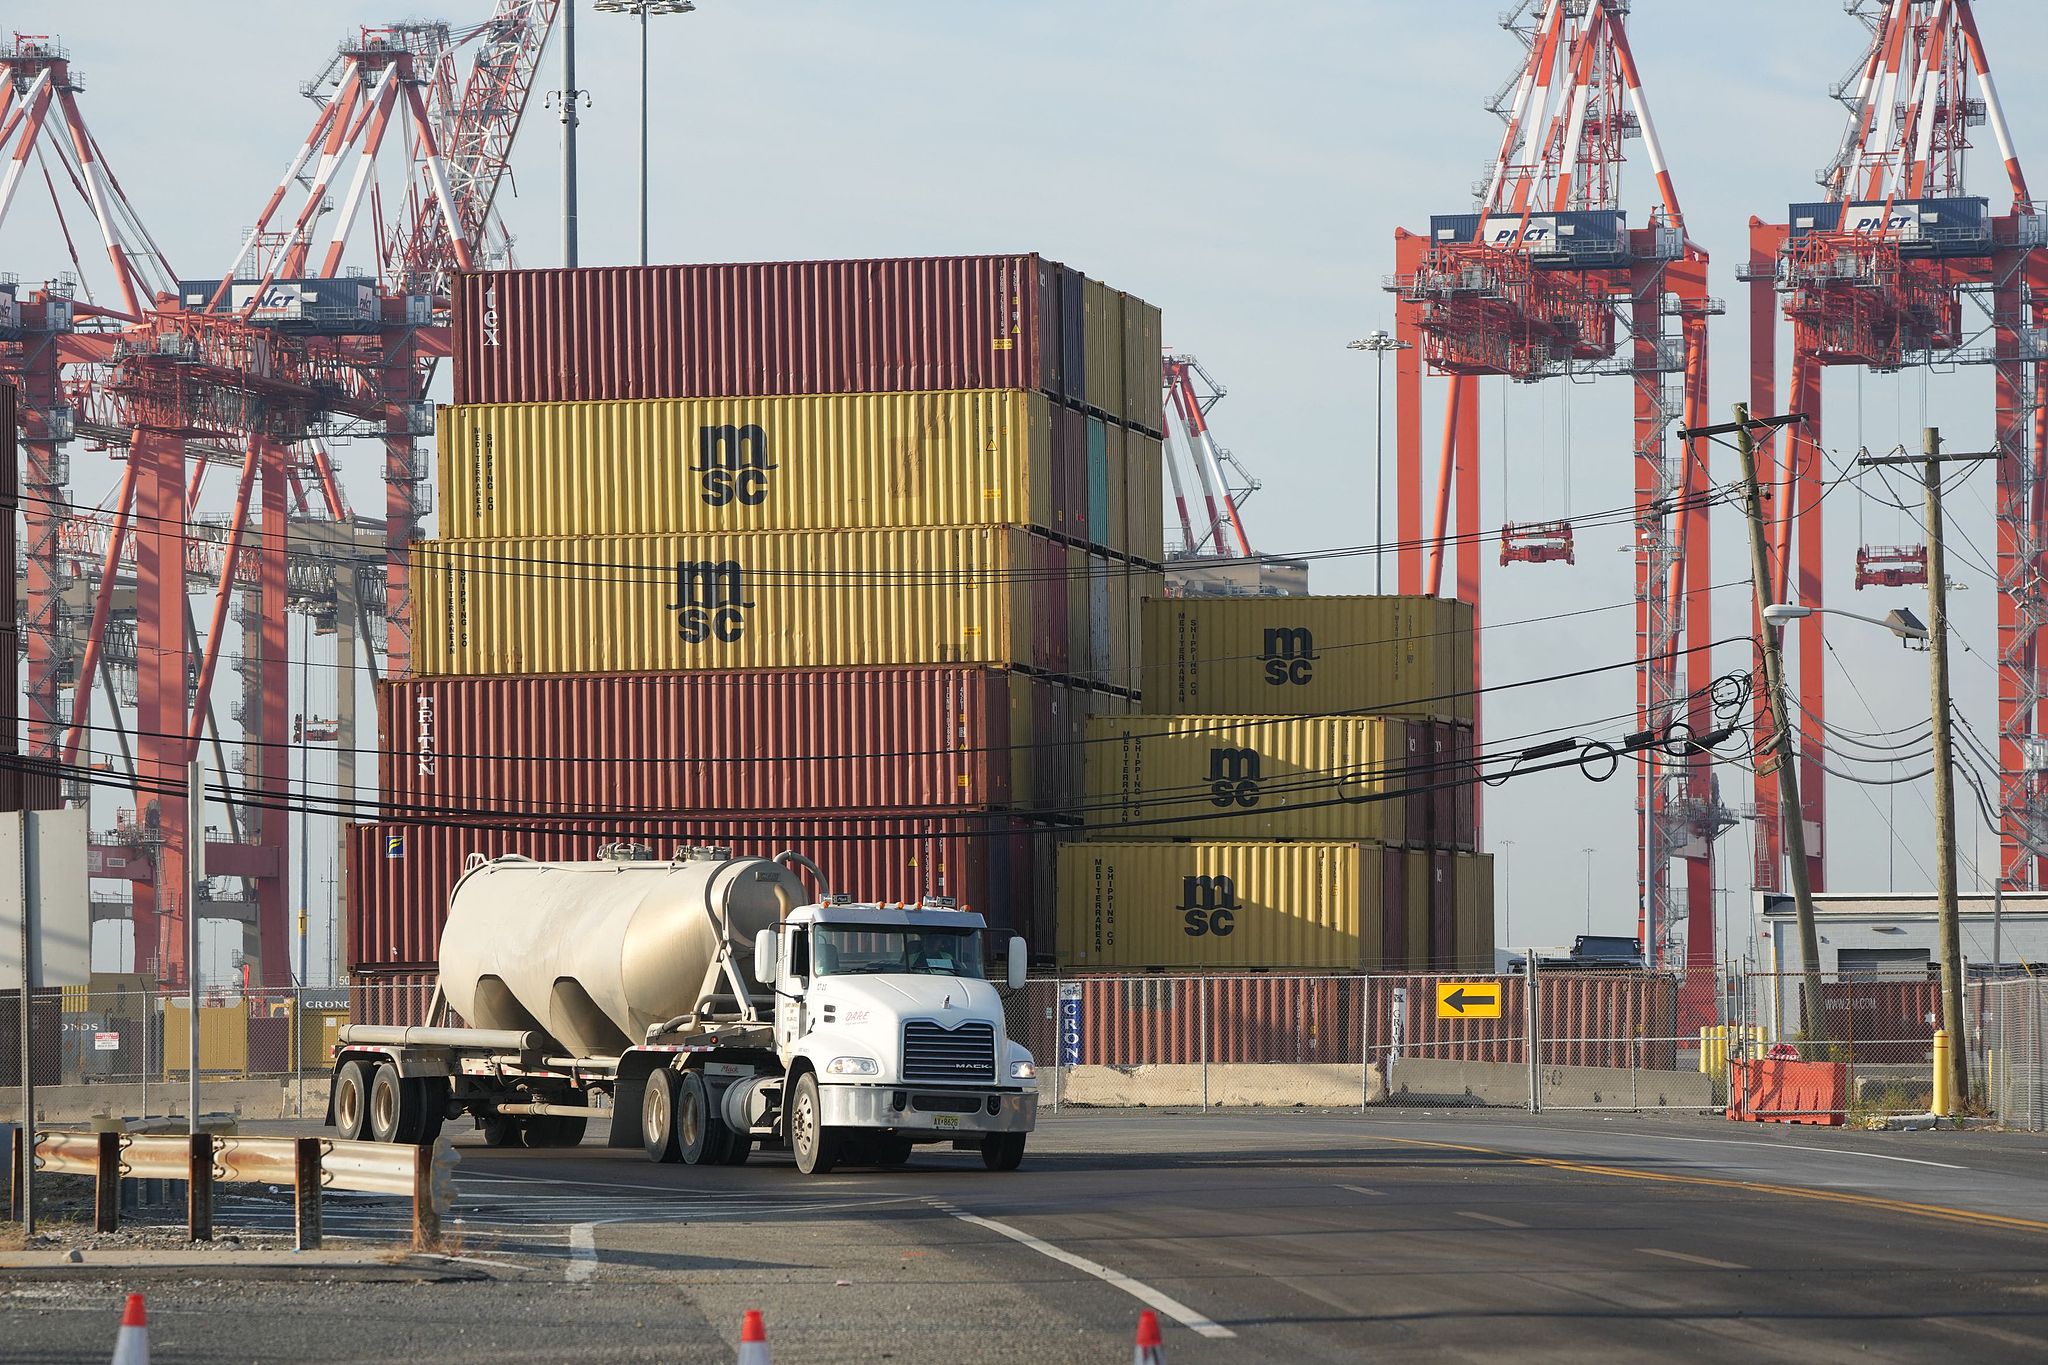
[521,1115,587,1148]
[980,1133,1026,1172]
[677,1071,728,1166]
[408,1079,447,1147]
[334,1060,372,1141]
[481,1113,519,1147]
[641,1069,683,1163]
[719,1131,752,1167]
[369,1062,424,1144]
[789,1073,840,1175]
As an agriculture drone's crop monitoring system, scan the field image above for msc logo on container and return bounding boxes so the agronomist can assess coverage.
[1208,748,1261,808]
[693,424,776,507]
[1180,874,1237,938]
[670,560,753,644]
[479,284,499,348]
[1259,627,1317,686]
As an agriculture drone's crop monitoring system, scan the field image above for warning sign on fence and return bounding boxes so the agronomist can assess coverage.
[93,1031,120,1051]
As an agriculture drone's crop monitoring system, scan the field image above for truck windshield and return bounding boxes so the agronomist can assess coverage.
[812,926,984,979]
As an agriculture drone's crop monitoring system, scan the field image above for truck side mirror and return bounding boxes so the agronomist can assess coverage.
[1007,936,1028,991]
[753,928,778,986]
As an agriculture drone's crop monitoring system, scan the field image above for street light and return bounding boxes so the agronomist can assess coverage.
[1760,602,1928,645]
[1498,839,1515,954]
[595,0,696,267]
[1581,848,1596,933]
[1347,331,1412,595]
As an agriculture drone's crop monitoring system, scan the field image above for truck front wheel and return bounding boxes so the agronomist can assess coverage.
[789,1073,840,1175]
[642,1069,683,1163]
[981,1133,1026,1172]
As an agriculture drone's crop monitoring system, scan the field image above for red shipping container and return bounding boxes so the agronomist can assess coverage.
[1429,850,1456,969]
[452,256,1163,437]
[346,813,1057,972]
[1380,848,1408,970]
[380,667,1113,819]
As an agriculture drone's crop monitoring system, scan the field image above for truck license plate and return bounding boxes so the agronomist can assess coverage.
[932,1114,959,1129]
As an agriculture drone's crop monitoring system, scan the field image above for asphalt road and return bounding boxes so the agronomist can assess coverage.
[9,1109,2048,1363]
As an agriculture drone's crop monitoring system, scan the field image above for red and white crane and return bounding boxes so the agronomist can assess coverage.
[1747,0,2048,891]
[1387,0,1724,1026]
[1161,353,1257,558]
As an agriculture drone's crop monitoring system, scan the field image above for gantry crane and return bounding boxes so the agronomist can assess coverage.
[1386,0,1728,1026]
[1745,0,2047,891]
[1161,354,1257,559]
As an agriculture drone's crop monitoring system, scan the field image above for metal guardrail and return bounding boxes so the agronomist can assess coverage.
[9,1128,453,1249]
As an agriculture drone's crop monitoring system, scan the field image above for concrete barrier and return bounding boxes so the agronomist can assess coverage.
[1385,1058,1714,1109]
[0,1078,329,1126]
[1053,1064,1384,1108]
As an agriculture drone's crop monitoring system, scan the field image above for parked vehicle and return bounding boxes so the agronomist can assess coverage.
[1507,935,1648,973]
[329,846,1037,1173]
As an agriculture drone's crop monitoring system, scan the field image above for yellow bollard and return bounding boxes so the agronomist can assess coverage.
[1932,1029,1952,1117]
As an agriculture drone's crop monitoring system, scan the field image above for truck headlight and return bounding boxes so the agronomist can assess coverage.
[1009,1060,1037,1080]
[825,1056,880,1076]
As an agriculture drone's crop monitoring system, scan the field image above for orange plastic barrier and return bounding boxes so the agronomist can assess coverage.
[1727,1059,1848,1125]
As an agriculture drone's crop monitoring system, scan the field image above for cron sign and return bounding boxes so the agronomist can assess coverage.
[670,560,752,644]
[1259,627,1318,686]
[1180,874,1238,938]
[693,424,775,507]
[1208,748,1262,808]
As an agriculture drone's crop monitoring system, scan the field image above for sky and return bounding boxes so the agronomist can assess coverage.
[18,0,2048,979]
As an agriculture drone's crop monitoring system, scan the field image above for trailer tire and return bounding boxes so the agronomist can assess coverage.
[642,1069,683,1163]
[334,1060,372,1140]
[369,1062,424,1144]
[522,1114,587,1148]
[677,1071,729,1166]
[408,1079,447,1147]
[789,1072,840,1175]
[481,1113,520,1147]
[980,1133,1026,1172]
[719,1131,752,1166]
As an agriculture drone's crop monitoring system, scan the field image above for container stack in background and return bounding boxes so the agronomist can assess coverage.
[1057,595,1494,974]
[345,255,1166,1003]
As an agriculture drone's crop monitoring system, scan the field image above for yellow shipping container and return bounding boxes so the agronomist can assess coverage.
[1082,714,1403,842]
[163,1000,249,1077]
[415,526,1075,676]
[1125,434,1164,564]
[1056,840,1387,971]
[1122,295,1165,434]
[437,389,1075,544]
[1083,278,1130,422]
[1140,595,1474,723]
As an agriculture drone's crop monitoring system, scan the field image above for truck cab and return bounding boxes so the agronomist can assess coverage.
[747,895,1038,1173]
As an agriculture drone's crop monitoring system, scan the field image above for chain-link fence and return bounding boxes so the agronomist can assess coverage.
[1010,970,1719,1112]
[1724,970,1941,1121]
[1974,974,2048,1130]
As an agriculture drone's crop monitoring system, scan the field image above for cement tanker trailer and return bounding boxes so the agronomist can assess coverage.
[330,846,1038,1172]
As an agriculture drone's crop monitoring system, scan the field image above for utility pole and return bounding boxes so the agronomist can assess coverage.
[1859,430,2001,1109]
[1921,425,1968,1109]
[1731,403,1827,1046]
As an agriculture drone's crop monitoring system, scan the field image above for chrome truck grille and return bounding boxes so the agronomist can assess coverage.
[901,1020,996,1084]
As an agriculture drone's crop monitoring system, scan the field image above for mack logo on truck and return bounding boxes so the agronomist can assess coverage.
[693,424,775,507]
[1208,748,1262,808]
[670,559,753,644]
[1180,874,1238,937]
[1259,627,1318,685]
[414,696,435,777]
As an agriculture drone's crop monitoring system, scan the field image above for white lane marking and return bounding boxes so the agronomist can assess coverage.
[1456,1211,1528,1229]
[929,1200,1235,1340]
[1637,1247,1748,1271]
[464,1172,782,1195]
[1339,1184,1385,1197]
[1535,1126,1967,1171]
[567,1222,600,1283]
[417,1252,536,1271]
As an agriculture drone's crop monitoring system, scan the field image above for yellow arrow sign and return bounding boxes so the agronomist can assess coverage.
[1435,981,1503,1019]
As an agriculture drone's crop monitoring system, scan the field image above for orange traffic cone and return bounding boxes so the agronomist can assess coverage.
[1133,1309,1165,1363]
[110,1293,150,1365]
[736,1308,771,1364]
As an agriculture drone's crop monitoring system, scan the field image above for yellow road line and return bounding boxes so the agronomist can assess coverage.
[1374,1134,2048,1235]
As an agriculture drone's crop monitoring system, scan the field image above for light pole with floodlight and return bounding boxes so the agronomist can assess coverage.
[595,0,696,266]
[1347,331,1411,594]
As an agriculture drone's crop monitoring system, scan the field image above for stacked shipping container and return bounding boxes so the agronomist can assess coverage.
[1055,596,1493,973]
[351,255,1165,985]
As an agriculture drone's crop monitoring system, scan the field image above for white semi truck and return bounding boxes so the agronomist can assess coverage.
[330,847,1039,1173]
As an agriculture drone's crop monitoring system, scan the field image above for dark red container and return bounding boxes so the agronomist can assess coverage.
[1380,849,1408,969]
[1429,850,1456,968]
[0,385,59,814]
[346,813,1059,971]
[455,255,1098,410]
[379,668,1111,819]
[348,970,441,1028]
